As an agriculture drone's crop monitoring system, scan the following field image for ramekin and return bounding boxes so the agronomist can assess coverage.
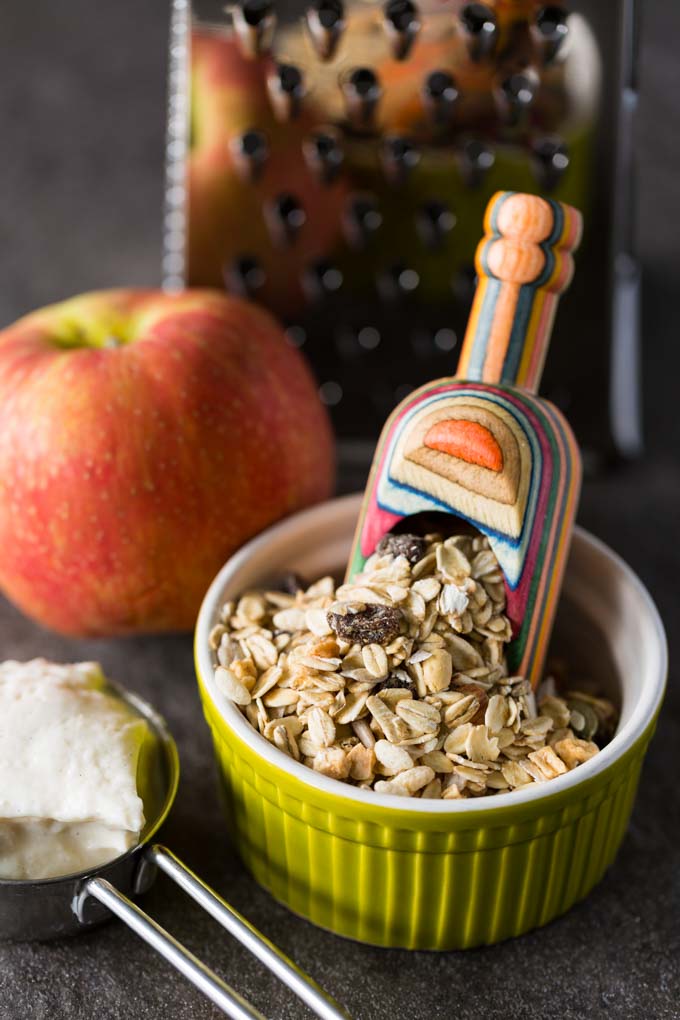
[195,494,666,949]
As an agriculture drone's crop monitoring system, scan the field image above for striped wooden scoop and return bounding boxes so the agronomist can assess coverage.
[347,191,583,689]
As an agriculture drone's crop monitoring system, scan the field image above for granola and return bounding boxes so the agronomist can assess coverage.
[210,533,617,799]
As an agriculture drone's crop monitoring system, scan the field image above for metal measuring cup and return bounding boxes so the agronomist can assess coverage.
[0,683,349,1020]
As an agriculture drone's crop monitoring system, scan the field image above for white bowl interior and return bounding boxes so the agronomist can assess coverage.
[196,494,667,813]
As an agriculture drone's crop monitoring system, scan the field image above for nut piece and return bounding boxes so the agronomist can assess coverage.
[347,743,376,781]
[327,603,402,644]
[422,648,452,693]
[313,747,350,779]
[376,532,428,565]
[554,736,599,769]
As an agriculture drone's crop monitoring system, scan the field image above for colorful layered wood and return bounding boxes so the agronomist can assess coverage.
[348,192,583,688]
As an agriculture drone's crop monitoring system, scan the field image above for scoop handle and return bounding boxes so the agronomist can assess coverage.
[456,191,582,393]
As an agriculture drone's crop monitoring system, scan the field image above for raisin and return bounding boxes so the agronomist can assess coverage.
[327,603,402,644]
[373,673,415,694]
[376,532,428,566]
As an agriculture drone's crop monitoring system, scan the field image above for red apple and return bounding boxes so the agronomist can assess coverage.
[0,289,335,635]
[187,28,347,316]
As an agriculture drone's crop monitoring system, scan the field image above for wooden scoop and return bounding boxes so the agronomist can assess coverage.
[347,191,583,689]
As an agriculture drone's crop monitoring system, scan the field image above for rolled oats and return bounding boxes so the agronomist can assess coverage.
[307,706,336,748]
[213,531,617,799]
[395,698,441,735]
[374,765,435,797]
[215,666,252,706]
[374,740,414,775]
[366,695,410,743]
[362,643,389,679]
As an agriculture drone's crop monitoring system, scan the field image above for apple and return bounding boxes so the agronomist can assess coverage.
[187,28,346,317]
[0,288,334,635]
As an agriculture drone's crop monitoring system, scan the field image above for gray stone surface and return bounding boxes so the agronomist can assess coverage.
[0,1,679,1018]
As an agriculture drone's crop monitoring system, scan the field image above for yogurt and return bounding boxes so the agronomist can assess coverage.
[0,659,149,880]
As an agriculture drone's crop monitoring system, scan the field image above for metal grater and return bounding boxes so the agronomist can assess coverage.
[164,0,640,475]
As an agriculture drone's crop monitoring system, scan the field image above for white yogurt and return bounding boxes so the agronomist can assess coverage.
[0,659,148,880]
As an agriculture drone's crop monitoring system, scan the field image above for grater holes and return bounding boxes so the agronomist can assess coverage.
[378,262,420,301]
[231,0,276,57]
[230,129,269,181]
[422,70,459,125]
[303,129,344,184]
[495,70,539,126]
[532,5,569,65]
[411,327,457,357]
[305,0,345,62]
[334,325,380,359]
[459,3,497,62]
[285,325,307,348]
[224,255,266,298]
[357,326,381,351]
[344,194,383,249]
[531,136,569,190]
[383,0,421,61]
[381,135,420,185]
[342,68,382,131]
[240,0,273,28]
[416,200,456,250]
[460,138,495,187]
[318,380,344,406]
[267,64,305,122]
[267,194,307,246]
[304,258,344,300]
[433,328,458,353]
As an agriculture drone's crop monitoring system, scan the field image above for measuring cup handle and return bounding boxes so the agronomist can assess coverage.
[82,876,265,1020]
[148,844,351,1020]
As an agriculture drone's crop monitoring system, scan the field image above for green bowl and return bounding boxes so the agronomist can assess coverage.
[195,494,666,950]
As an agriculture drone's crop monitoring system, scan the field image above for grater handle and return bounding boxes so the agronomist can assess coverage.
[456,191,582,394]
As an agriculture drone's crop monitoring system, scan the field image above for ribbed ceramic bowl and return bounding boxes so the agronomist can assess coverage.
[195,494,666,950]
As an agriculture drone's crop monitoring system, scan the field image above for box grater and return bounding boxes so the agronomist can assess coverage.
[164,0,640,477]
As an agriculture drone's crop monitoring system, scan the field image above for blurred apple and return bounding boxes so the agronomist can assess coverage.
[187,28,346,316]
[0,289,334,635]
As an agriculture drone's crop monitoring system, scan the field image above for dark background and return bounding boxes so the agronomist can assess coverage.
[0,2,678,1018]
